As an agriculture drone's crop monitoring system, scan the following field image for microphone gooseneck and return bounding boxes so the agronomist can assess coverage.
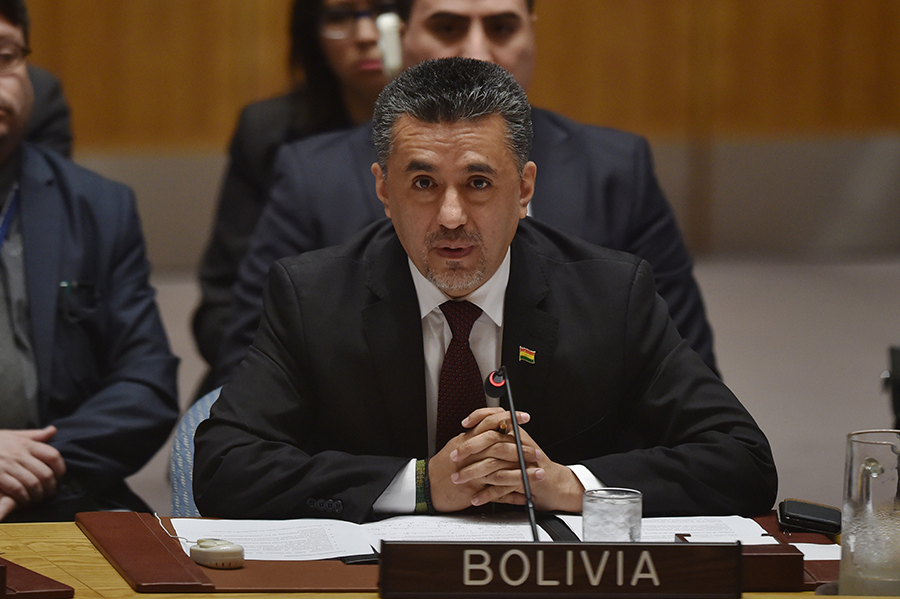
[484,367,539,542]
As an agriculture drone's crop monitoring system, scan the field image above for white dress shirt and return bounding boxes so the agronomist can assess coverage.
[372,249,601,513]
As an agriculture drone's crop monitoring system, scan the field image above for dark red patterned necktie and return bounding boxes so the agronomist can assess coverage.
[436,300,485,449]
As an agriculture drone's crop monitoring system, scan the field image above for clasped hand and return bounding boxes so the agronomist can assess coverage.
[428,408,583,513]
[0,426,66,520]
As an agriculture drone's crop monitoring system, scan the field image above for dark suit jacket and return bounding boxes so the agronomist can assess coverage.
[18,143,178,512]
[212,108,717,388]
[194,218,775,523]
[26,65,73,158]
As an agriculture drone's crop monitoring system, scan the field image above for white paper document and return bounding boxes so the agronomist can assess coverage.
[364,513,553,543]
[555,514,777,544]
[793,543,841,561]
[172,514,836,562]
[171,512,550,561]
[171,518,373,561]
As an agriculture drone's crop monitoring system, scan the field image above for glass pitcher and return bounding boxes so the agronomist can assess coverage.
[839,429,900,595]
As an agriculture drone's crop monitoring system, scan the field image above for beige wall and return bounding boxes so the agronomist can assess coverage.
[23,0,900,269]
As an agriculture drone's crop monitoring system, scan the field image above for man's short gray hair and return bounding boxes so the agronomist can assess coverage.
[372,58,533,175]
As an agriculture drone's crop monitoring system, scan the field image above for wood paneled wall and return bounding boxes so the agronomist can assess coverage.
[24,0,900,151]
[21,1,900,258]
[529,0,900,138]
[27,0,293,148]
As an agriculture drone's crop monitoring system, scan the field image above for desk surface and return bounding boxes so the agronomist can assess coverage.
[0,521,827,599]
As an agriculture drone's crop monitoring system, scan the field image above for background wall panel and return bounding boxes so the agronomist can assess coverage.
[27,0,293,149]
[19,0,900,266]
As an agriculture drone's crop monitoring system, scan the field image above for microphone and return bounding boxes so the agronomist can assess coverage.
[484,367,539,542]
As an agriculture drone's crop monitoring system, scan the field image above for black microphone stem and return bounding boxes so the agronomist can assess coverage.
[503,372,540,542]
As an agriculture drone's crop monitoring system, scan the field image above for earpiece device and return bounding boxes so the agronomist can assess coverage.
[376,12,402,78]
[189,538,245,569]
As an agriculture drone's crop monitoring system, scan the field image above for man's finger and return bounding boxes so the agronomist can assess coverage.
[0,472,34,505]
[451,430,538,465]
[0,495,17,522]
[471,485,526,507]
[27,443,66,479]
[10,426,57,443]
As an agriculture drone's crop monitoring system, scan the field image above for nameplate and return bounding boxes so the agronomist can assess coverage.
[379,541,741,598]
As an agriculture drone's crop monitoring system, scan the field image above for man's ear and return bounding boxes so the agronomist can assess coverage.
[518,161,536,218]
[372,163,391,218]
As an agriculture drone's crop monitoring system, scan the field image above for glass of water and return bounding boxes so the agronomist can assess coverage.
[582,488,642,542]
[838,429,900,595]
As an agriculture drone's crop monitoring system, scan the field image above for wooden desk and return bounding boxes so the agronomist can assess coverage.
[0,522,826,599]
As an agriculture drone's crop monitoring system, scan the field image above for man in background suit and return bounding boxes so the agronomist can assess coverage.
[209,0,718,389]
[0,0,178,521]
[194,58,776,522]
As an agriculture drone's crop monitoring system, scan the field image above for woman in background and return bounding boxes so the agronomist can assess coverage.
[193,0,393,395]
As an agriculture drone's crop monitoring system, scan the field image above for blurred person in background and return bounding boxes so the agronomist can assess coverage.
[192,0,394,397]
[0,0,178,521]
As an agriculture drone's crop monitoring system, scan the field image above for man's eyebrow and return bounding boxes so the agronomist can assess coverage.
[484,12,524,22]
[406,160,435,173]
[467,163,495,175]
[424,12,469,22]
[425,11,522,21]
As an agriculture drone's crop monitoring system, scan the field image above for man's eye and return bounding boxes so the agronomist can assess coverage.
[413,179,433,190]
[427,18,467,40]
[486,17,520,39]
[470,178,490,189]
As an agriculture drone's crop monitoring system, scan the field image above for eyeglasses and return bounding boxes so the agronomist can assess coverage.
[320,2,397,40]
[0,43,30,74]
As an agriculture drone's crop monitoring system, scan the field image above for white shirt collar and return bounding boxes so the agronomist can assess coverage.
[408,249,510,328]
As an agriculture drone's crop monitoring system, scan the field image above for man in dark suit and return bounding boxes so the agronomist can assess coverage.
[209,0,718,389]
[0,0,178,521]
[194,58,776,522]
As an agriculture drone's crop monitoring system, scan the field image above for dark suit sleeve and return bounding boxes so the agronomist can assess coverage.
[48,188,178,492]
[25,65,73,158]
[194,260,409,522]
[582,260,776,516]
[621,137,717,376]
[192,101,289,367]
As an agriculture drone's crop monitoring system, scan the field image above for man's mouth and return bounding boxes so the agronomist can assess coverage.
[434,244,474,260]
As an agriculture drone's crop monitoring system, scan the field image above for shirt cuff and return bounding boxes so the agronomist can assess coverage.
[568,464,604,495]
[373,458,417,513]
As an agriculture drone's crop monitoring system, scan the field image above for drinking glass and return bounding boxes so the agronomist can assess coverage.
[582,488,642,542]
[838,429,900,595]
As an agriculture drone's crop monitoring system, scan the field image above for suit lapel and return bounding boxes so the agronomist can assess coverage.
[361,235,429,455]
[500,231,559,424]
[18,146,62,395]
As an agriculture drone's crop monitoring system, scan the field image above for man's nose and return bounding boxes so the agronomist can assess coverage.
[437,189,467,228]
[458,24,493,63]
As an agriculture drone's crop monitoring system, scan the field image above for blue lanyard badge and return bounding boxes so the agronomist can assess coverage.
[0,189,20,251]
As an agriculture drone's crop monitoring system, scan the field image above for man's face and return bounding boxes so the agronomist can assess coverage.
[0,15,32,165]
[373,114,535,298]
[401,0,537,90]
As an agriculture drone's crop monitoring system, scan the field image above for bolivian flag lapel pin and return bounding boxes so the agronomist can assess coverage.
[518,346,536,364]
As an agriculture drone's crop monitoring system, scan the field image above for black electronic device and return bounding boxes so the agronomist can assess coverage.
[777,499,841,535]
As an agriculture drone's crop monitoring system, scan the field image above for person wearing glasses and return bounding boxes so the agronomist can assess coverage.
[192,0,395,397]
[0,0,178,521]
